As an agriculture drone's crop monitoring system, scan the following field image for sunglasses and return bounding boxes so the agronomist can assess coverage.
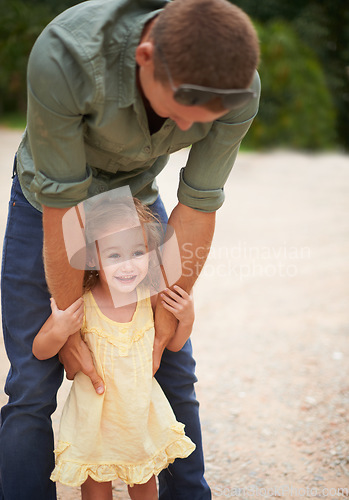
[156,46,256,110]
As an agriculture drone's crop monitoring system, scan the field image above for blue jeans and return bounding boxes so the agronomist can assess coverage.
[0,169,211,500]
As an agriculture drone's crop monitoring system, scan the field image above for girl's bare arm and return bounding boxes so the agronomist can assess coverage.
[32,298,84,360]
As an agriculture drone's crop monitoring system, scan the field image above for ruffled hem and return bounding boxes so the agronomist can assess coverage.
[50,430,196,487]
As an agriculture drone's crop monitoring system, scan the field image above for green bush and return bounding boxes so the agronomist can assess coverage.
[0,0,55,114]
[0,0,81,116]
[244,20,337,150]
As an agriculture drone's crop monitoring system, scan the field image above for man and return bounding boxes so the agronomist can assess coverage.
[0,0,260,498]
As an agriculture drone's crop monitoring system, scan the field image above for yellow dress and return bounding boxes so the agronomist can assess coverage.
[50,287,195,487]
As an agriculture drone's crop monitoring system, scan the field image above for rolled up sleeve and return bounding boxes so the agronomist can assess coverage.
[177,167,225,212]
[177,71,261,212]
[26,23,96,208]
[30,167,93,207]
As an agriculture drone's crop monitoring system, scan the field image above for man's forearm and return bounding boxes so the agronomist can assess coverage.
[155,202,215,340]
[42,206,84,309]
[168,202,215,290]
[42,206,105,393]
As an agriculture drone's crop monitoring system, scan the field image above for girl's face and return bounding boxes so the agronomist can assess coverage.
[97,226,149,295]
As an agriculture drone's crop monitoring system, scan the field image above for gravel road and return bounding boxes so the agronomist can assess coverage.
[0,129,348,499]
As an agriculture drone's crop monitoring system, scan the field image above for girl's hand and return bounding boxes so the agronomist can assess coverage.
[50,297,84,338]
[161,285,194,326]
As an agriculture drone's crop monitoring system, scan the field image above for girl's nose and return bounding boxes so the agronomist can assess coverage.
[120,258,134,272]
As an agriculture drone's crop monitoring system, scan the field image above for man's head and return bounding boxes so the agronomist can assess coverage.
[136,0,259,127]
[151,0,259,91]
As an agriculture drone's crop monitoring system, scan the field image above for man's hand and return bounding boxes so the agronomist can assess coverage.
[59,331,105,395]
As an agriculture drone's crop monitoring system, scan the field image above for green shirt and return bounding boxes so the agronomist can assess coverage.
[16,0,260,213]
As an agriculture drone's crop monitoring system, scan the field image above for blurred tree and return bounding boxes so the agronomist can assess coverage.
[242,21,336,150]
[234,0,349,150]
[294,1,349,151]
[0,0,84,115]
[0,0,50,114]
[26,0,84,14]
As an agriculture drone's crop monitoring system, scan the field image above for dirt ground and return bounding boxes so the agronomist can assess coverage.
[0,129,348,499]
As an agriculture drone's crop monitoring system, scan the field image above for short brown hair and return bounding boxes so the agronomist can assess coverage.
[151,0,259,92]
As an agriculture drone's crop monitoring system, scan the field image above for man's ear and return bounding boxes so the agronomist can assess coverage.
[135,41,155,67]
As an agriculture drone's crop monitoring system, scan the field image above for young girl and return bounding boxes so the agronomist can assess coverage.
[32,195,196,500]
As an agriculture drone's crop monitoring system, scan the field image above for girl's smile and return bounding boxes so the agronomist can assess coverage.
[114,274,138,287]
[115,274,137,283]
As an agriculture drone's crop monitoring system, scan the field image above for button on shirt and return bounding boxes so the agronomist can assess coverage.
[16,0,260,213]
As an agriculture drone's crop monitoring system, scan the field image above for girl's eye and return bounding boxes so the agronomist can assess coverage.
[108,253,121,259]
[133,250,145,257]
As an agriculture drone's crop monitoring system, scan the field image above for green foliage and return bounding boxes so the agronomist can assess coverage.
[243,21,337,150]
[0,0,53,113]
[234,0,349,150]
[0,112,26,130]
[0,0,84,115]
